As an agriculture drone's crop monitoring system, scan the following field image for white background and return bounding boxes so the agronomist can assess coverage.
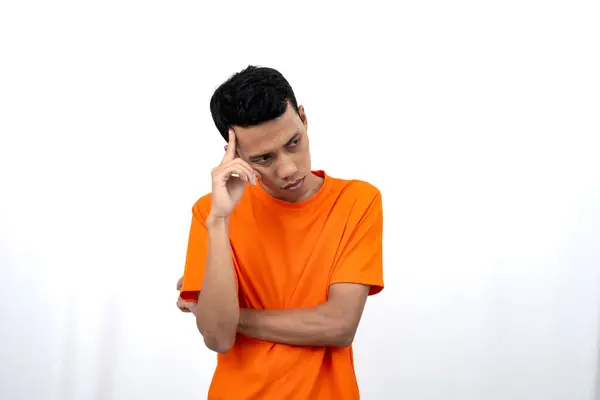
[1,1,599,399]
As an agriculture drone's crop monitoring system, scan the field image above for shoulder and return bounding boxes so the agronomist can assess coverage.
[328,174,382,205]
[323,174,383,221]
[190,193,213,220]
[325,175,383,232]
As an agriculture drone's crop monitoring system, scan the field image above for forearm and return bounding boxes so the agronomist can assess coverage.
[196,215,239,353]
[237,304,353,347]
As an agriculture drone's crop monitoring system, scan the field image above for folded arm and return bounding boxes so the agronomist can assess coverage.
[237,283,370,347]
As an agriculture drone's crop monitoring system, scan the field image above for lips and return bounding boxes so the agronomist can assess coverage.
[283,177,304,190]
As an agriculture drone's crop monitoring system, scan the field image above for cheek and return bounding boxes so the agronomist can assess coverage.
[257,169,277,187]
[298,149,311,167]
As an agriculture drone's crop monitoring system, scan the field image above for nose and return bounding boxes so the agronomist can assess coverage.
[277,154,298,181]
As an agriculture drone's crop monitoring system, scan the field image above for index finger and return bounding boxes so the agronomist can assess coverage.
[222,128,236,162]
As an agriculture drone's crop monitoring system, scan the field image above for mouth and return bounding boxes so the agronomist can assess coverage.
[282,177,305,191]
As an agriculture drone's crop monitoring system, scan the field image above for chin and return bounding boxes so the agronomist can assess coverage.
[263,174,311,201]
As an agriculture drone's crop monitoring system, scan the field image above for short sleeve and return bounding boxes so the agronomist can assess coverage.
[329,191,384,296]
[179,206,209,301]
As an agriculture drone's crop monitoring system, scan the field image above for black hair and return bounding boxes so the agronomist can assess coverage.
[209,65,299,141]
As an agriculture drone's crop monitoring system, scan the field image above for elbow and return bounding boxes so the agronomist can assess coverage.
[201,325,237,354]
[332,333,355,348]
[196,315,238,354]
[204,334,235,354]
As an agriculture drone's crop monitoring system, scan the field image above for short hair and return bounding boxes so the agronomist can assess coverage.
[209,65,299,141]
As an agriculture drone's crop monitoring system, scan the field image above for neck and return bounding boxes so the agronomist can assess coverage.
[295,173,324,202]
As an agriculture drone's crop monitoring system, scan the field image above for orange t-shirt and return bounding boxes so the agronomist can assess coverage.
[180,170,384,399]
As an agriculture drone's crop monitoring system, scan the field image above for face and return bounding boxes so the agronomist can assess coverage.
[233,103,316,202]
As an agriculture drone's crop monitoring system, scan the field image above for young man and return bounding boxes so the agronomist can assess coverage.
[176,66,384,399]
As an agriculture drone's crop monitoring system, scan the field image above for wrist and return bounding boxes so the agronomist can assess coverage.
[206,213,230,230]
[237,308,255,332]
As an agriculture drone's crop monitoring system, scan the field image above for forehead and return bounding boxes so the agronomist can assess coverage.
[234,107,302,156]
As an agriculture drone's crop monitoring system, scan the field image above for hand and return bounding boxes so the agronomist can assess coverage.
[209,129,259,220]
[176,276,198,314]
[177,297,198,315]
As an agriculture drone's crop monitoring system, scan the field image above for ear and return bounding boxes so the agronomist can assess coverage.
[298,105,308,128]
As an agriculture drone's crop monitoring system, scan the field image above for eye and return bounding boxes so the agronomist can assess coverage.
[288,137,300,147]
[254,155,272,165]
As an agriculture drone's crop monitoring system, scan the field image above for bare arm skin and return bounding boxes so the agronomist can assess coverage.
[237,283,370,347]
[194,216,239,353]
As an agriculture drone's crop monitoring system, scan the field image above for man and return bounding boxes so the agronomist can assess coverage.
[176,65,384,399]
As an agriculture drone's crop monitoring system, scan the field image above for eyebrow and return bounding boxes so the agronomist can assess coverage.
[248,132,300,161]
